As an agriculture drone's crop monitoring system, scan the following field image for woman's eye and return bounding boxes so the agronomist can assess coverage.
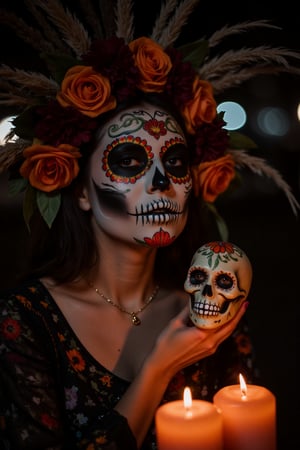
[162,143,189,178]
[164,156,188,178]
[165,157,183,168]
[119,157,142,168]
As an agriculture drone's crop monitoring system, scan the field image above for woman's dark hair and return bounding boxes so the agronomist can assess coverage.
[24,93,219,287]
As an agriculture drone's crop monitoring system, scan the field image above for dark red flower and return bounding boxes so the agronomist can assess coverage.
[165,47,195,108]
[143,119,167,139]
[143,228,176,247]
[82,37,140,102]
[34,101,98,147]
[190,117,229,164]
[66,348,86,372]
[41,413,59,430]
[1,317,21,340]
[207,241,235,254]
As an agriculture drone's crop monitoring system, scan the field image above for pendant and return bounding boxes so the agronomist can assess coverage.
[131,313,141,326]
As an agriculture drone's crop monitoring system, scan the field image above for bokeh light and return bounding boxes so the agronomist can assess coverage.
[257,107,290,136]
[217,101,247,131]
[0,116,16,144]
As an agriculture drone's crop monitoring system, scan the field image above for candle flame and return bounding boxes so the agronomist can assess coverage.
[183,386,192,409]
[239,373,247,399]
[183,387,193,418]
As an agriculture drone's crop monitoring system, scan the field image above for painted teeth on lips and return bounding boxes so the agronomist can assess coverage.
[136,199,181,215]
[136,212,180,225]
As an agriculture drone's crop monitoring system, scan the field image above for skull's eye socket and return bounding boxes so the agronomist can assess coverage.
[216,273,233,289]
[189,269,207,285]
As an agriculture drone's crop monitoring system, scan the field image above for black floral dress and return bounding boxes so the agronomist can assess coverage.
[0,280,258,450]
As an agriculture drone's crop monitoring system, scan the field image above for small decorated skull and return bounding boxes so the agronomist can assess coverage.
[184,241,252,329]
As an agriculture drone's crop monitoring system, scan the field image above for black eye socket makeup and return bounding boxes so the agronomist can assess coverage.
[162,143,189,179]
[108,142,149,177]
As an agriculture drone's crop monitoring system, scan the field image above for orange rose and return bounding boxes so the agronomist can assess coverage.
[181,77,217,134]
[20,144,81,192]
[129,37,172,92]
[57,65,116,118]
[191,154,235,202]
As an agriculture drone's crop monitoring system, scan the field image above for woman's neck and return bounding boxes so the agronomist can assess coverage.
[88,238,158,307]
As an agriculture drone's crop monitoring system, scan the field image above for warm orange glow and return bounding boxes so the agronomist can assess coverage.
[239,373,247,399]
[183,386,192,411]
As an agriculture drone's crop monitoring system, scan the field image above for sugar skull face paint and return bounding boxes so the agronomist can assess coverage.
[87,103,192,247]
[184,241,252,329]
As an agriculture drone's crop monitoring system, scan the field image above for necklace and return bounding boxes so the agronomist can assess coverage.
[89,283,159,326]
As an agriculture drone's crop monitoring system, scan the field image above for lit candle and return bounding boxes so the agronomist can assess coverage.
[155,387,223,450]
[213,374,276,450]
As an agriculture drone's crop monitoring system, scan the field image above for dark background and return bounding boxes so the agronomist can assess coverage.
[1,1,300,449]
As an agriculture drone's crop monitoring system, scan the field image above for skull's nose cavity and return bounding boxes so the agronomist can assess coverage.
[203,284,212,297]
[152,167,170,191]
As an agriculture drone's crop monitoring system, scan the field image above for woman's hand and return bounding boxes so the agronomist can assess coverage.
[147,301,249,381]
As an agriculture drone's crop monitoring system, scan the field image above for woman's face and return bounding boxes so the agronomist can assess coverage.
[85,102,192,247]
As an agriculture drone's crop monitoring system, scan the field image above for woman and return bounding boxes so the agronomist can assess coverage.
[0,94,256,449]
[0,2,298,448]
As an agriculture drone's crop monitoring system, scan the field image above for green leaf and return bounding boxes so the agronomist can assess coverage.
[206,203,229,241]
[229,131,257,150]
[8,177,28,196]
[37,191,61,228]
[23,185,37,231]
[41,52,82,84]
[177,39,209,70]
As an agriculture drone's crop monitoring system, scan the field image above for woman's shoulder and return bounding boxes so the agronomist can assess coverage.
[1,278,46,297]
[0,278,53,314]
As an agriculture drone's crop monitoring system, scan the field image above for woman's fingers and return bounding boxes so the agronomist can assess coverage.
[152,301,250,376]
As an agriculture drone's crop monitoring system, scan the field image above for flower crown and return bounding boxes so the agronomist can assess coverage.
[0,0,299,239]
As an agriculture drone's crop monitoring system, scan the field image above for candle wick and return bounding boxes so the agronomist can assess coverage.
[241,389,247,400]
[185,406,193,418]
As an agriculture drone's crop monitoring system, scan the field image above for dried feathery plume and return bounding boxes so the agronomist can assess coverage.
[0,94,34,108]
[199,47,300,81]
[38,0,91,58]
[229,149,300,215]
[0,80,17,93]
[0,66,58,98]
[0,10,56,55]
[24,0,69,54]
[210,65,300,96]
[115,0,135,42]
[0,66,57,110]
[156,0,201,48]
[94,0,118,39]
[207,20,280,50]
[77,0,105,39]
[150,0,178,43]
[0,141,29,173]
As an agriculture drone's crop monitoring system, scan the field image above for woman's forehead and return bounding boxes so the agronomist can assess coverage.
[99,101,186,142]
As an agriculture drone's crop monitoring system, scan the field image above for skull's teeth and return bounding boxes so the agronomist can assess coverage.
[193,302,219,316]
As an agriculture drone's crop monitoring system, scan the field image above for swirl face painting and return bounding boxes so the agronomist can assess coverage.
[184,241,252,329]
[84,103,192,247]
